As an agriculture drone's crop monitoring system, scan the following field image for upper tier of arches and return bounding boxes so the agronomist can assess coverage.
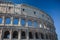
[0,3,54,24]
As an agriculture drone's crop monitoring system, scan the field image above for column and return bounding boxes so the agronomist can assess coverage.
[25,21,28,27]
[18,30,21,40]
[11,17,13,26]
[27,29,29,40]
[38,22,40,28]
[31,21,33,27]
[33,32,35,40]
[0,29,3,40]
[42,23,44,28]
[44,33,46,40]
[38,32,41,40]
[39,33,41,40]
[18,18,21,26]
[42,22,46,40]
[1,29,3,40]
[2,16,4,25]
[10,29,12,40]
[48,34,50,40]
[50,34,52,40]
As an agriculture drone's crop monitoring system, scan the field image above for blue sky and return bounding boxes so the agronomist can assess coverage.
[7,0,60,40]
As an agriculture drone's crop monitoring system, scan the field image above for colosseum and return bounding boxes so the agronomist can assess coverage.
[0,1,58,40]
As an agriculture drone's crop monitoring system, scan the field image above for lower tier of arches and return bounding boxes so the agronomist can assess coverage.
[0,28,57,40]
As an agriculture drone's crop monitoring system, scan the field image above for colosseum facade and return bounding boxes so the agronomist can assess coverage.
[0,1,57,40]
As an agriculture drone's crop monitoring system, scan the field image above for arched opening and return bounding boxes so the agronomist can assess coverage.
[4,31,10,39]
[0,17,2,24]
[5,17,11,24]
[12,31,18,39]
[29,32,33,39]
[21,19,26,26]
[46,34,48,39]
[21,31,26,39]
[28,20,32,27]
[13,18,19,25]
[35,32,39,39]
[33,21,38,27]
[40,33,44,39]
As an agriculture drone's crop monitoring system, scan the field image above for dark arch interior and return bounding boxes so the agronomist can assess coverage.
[29,32,33,39]
[4,31,10,39]
[46,34,48,39]
[35,32,39,39]
[21,31,26,39]
[12,31,18,39]
[40,33,44,39]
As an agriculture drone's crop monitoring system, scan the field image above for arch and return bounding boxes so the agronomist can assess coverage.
[29,32,33,39]
[35,32,39,39]
[46,34,48,39]
[5,17,11,24]
[28,20,32,27]
[12,31,18,39]
[4,31,10,39]
[13,18,19,25]
[40,33,44,39]
[33,21,38,27]
[21,19,26,26]
[21,31,26,39]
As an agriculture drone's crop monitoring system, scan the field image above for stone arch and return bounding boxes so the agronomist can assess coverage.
[29,32,33,39]
[3,31,10,39]
[40,33,44,39]
[21,31,26,39]
[35,32,39,39]
[12,31,18,39]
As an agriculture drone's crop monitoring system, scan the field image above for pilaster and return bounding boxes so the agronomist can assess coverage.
[10,29,12,40]
[18,30,21,40]
[18,18,21,26]
[11,17,13,26]
[2,16,4,25]
[27,29,29,40]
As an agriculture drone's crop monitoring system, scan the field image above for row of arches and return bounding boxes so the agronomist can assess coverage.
[3,31,27,39]
[0,17,39,27]
[3,31,43,39]
[4,31,18,39]
[3,30,53,39]
[0,17,52,30]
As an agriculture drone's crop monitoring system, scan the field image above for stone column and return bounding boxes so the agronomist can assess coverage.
[0,29,3,40]
[40,21,44,30]
[18,18,21,26]
[42,22,46,40]
[39,33,41,40]
[11,17,13,26]
[2,16,4,24]
[18,30,21,40]
[1,29,4,40]
[48,34,50,40]
[10,29,12,40]
[37,32,40,40]
[33,32,35,40]
[32,21,34,27]
[44,33,46,40]
[38,22,40,28]
[25,21,28,27]
[27,29,29,40]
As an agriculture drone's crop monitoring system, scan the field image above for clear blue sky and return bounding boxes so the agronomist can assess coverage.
[7,0,60,40]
